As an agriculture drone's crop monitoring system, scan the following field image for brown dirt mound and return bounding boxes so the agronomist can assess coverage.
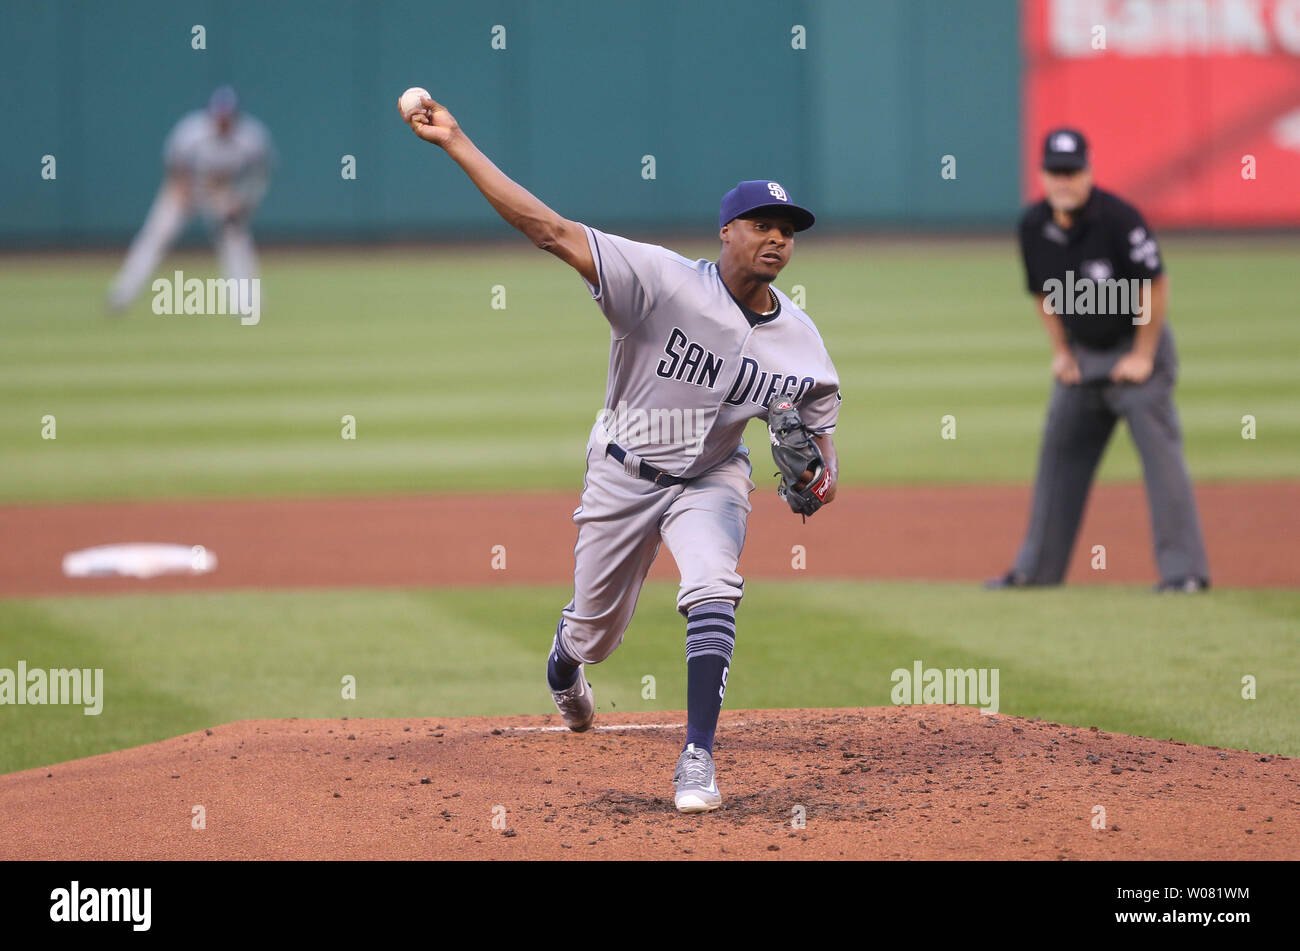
[2,482,1297,597]
[1,706,1294,860]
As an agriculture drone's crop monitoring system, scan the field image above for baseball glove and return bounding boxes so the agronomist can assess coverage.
[767,394,831,519]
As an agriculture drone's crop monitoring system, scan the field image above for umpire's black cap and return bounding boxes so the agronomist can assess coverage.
[1042,128,1089,171]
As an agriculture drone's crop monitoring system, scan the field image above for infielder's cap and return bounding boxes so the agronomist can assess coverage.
[1042,128,1088,171]
[209,85,239,117]
[719,180,815,232]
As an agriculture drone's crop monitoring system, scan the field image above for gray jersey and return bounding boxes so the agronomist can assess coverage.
[163,111,274,208]
[580,225,841,477]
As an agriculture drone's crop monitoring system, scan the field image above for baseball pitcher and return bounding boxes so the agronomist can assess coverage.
[401,94,842,813]
[108,86,274,313]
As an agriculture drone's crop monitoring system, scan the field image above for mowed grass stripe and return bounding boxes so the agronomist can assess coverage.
[0,579,1295,773]
[1,239,1296,501]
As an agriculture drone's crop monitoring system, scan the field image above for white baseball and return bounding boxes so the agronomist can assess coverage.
[398,86,432,121]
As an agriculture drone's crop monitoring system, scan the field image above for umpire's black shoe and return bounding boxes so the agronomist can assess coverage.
[984,570,1033,590]
[1154,576,1210,594]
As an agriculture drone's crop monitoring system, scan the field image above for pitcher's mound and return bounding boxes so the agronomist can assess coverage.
[1,706,1293,860]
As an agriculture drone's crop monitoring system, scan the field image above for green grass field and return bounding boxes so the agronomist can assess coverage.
[2,581,1296,774]
[2,237,1297,501]
[1,238,1296,775]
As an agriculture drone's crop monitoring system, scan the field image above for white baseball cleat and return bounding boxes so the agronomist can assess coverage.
[550,667,595,732]
[673,743,722,813]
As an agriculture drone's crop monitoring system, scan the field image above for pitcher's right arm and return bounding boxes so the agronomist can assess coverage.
[400,95,597,287]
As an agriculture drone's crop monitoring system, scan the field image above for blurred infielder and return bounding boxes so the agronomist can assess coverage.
[401,93,841,813]
[108,86,274,312]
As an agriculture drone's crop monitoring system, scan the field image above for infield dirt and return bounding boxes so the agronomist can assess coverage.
[1,706,1294,860]
[2,482,1297,596]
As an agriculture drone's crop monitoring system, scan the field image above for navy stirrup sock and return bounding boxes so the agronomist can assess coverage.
[547,620,581,690]
[684,600,736,754]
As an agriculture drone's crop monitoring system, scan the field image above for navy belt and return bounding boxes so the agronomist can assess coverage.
[605,442,690,487]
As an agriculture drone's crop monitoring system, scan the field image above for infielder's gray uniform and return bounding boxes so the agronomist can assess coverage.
[556,225,841,664]
[109,108,274,309]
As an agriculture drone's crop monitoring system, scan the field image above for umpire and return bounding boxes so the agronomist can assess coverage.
[988,128,1210,593]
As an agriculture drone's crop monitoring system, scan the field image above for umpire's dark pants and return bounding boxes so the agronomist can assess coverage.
[1012,325,1210,585]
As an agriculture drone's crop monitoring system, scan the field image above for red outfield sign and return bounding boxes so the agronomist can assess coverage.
[1023,0,1300,226]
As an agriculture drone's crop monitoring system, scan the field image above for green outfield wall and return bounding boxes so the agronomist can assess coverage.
[1,0,1021,245]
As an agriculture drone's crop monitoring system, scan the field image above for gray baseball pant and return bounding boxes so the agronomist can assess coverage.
[556,440,755,665]
[109,187,259,310]
[1012,325,1210,585]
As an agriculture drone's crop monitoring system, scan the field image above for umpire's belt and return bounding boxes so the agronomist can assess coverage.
[605,442,690,487]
